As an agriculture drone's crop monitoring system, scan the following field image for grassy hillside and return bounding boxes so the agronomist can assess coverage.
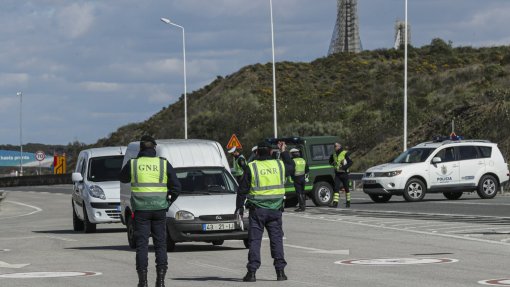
[96,39,510,171]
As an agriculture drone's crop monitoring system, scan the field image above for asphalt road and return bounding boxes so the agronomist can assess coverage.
[0,185,509,287]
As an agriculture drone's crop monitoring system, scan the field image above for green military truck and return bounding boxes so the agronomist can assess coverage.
[263,136,340,207]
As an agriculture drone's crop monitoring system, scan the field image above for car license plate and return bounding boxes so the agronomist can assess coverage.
[202,223,235,231]
[363,180,376,184]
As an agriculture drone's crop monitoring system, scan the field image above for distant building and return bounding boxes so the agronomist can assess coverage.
[328,0,362,55]
[394,20,411,49]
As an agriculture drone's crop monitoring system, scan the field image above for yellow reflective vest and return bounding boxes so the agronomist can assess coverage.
[247,159,285,210]
[130,157,169,211]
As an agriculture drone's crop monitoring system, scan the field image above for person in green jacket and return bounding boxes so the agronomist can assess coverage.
[329,142,353,208]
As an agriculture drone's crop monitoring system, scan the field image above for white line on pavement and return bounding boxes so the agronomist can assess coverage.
[0,236,76,242]
[444,226,510,234]
[0,260,30,269]
[283,244,349,255]
[435,201,510,206]
[0,201,43,220]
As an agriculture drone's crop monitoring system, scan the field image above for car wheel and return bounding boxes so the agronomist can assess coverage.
[369,194,392,203]
[284,196,298,208]
[166,233,176,252]
[443,192,462,200]
[83,207,97,233]
[212,240,224,246]
[126,215,136,249]
[312,181,334,207]
[243,239,250,249]
[72,202,84,231]
[477,175,498,199]
[403,178,426,202]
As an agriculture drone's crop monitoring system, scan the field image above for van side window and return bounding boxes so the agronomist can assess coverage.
[80,159,86,176]
[458,146,479,160]
[435,147,456,162]
[478,146,492,158]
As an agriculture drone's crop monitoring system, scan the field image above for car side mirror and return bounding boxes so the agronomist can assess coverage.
[432,157,442,164]
[72,172,84,183]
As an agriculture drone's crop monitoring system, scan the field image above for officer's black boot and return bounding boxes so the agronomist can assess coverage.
[346,201,351,208]
[155,267,167,287]
[137,270,148,287]
[243,271,256,282]
[276,270,288,281]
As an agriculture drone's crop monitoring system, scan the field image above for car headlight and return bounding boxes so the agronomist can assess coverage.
[175,210,195,221]
[88,185,106,200]
[382,170,402,177]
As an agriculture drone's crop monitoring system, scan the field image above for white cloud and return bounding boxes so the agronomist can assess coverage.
[80,81,121,92]
[145,58,183,75]
[57,3,95,38]
[0,73,29,87]
[0,97,18,113]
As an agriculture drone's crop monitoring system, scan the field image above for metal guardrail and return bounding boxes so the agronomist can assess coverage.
[0,174,72,188]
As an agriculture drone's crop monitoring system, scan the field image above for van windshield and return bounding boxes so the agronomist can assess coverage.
[392,148,435,164]
[88,156,124,182]
[175,167,236,194]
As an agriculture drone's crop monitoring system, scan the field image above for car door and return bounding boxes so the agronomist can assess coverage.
[428,146,460,190]
[458,145,485,186]
[73,156,87,219]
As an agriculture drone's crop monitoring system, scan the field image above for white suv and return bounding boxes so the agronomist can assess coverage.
[362,140,509,202]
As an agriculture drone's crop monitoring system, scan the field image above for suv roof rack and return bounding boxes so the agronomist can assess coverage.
[420,139,492,146]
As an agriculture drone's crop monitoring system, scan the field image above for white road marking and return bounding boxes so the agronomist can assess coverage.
[0,260,30,269]
[0,201,42,220]
[0,249,11,252]
[436,201,510,206]
[500,238,510,243]
[431,225,490,231]
[286,213,510,246]
[445,226,510,234]
[0,236,76,242]
[283,244,349,255]
[0,271,101,278]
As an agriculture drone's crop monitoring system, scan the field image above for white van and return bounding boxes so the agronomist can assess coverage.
[120,139,249,251]
[71,147,126,233]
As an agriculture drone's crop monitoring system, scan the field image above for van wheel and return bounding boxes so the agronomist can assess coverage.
[243,239,250,249]
[443,192,462,200]
[369,194,392,203]
[403,178,426,202]
[83,207,97,233]
[312,181,334,206]
[166,233,176,252]
[212,240,224,246]
[284,197,298,208]
[126,215,136,249]
[72,202,84,231]
[477,175,498,199]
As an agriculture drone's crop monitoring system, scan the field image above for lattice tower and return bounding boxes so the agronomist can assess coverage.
[394,20,411,49]
[328,0,362,55]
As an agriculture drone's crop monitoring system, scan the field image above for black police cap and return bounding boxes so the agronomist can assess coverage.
[140,135,157,147]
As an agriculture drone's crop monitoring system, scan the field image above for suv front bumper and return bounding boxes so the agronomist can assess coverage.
[167,217,249,242]
[362,177,404,195]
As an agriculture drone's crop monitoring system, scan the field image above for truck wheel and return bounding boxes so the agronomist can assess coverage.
[83,206,97,233]
[369,194,392,203]
[166,233,176,252]
[403,178,426,202]
[443,192,462,200]
[126,215,136,249]
[72,202,84,231]
[477,175,498,199]
[312,181,334,206]
[284,196,298,208]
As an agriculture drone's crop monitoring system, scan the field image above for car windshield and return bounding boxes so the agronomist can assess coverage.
[175,167,236,194]
[88,156,124,182]
[392,148,435,163]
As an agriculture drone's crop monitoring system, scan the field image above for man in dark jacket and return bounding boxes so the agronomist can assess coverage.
[119,135,181,287]
[329,142,353,208]
[236,141,295,282]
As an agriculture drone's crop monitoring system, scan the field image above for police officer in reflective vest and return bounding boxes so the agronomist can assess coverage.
[119,135,181,287]
[228,146,247,183]
[290,148,309,212]
[236,141,295,282]
[329,142,353,208]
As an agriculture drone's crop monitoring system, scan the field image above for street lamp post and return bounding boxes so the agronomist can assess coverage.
[17,92,23,176]
[161,17,188,139]
[403,0,408,151]
[269,0,278,138]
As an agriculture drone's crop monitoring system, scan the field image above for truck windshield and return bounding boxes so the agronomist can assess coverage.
[175,167,236,194]
[392,148,435,163]
[88,156,124,182]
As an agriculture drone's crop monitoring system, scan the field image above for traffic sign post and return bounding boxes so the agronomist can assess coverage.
[226,134,243,150]
[35,151,45,175]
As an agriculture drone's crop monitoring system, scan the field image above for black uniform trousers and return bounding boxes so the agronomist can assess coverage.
[247,207,287,272]
[134,210,167,271]
[334,172,350,193]
[293,176,306,209]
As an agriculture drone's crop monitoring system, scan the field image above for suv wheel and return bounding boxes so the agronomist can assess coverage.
[126,215,136,249]
[477,175,498,199]
[83,207,97,233]
[369,194,392,203]
[443,192,462,200]
[312,181,334,207]
[403,178,426,202]
[72,202,84,231]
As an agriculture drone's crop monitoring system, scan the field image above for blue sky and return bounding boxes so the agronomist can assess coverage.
[1,0,509,145]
